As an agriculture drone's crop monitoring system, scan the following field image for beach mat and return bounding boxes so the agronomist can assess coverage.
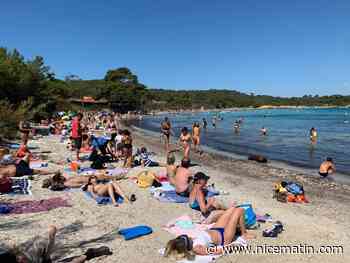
[118,225,153,240]
[0,197,71,215]
[29,161,48,169]
[151,184,219,203]
[84,191,124,205]
[2,177,32,195]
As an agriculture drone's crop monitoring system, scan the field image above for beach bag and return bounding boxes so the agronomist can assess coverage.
[286,182,304,195]
[237,204,256,228]
[137,171,156,188]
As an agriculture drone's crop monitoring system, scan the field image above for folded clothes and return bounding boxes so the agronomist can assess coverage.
[6,178,32,195]
[118,225,153,240]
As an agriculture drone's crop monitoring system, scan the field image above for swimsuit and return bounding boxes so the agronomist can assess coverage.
[319,172,329,177]
[15,160,34,177]
[209,227,225,246]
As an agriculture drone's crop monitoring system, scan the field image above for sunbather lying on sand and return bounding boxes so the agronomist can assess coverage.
[189,172,227,223]
[42,171,127,190]
[0,225,112,263]
[82,175,129,206]
[0,154,53,178]
[165,207,256,259]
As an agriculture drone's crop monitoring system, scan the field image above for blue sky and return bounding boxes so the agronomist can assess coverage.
[1,0,349,96]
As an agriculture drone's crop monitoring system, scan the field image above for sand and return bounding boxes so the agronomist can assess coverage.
[0,130,349,263]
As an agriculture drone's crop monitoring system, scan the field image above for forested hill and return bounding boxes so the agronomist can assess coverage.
[67,80,350,110]
[1,46,350,138]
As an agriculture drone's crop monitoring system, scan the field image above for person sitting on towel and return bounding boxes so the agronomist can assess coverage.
[173,158,192,197]
[189,172,226,223]
[139,147,160,167]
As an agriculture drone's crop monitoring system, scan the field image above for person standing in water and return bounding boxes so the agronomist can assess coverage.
[192,122,202,154]
[211,116,217,128]
[261,126,267,136]
[202,118,207,129]
[319,157,336,178]
[161,117,172,152]
[309,127,317,142]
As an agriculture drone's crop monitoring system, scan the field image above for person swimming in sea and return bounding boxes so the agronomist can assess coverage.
[319,157,336,178]
[261,126,267,136]
[233,121,240,133]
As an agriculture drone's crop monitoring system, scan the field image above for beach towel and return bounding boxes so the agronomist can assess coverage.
[118,225,153,240]
[84,191,124,205]
[29,161,48,169]
[152,187,219,203]
[0,197,71,215]
[163,215,213,238]
[8,177,32,195]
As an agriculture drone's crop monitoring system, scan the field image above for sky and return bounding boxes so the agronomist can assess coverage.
[1,0,349,97]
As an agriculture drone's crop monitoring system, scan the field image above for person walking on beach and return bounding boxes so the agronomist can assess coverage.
[161,117,172,152]
[192,122,202,154]
[71,113,83,161]
[319,157,336,178]
[179,127,191,160]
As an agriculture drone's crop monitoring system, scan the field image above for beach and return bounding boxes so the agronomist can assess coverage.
[0,129,349,263]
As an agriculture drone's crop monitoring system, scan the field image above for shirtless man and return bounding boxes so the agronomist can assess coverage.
[173,158,192,197]
[319,157,336,178]
[161,117,172,152]
[192,122,202,153]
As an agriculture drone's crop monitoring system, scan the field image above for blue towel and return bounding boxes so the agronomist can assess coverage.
[156,190,218,203]
[83,191,123,205]
[118,225,153,240]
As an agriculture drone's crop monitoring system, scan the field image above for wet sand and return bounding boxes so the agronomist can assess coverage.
[0,131,349,263]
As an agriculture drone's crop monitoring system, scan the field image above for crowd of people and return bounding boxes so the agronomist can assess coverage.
[0,110,338,262]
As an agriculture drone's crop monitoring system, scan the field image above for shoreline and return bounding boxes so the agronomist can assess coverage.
[130,125,350,185]
[129,125,350,205]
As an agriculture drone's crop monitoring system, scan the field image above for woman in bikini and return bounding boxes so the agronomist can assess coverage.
[164,207,255,259]
[178,127,191,160]
[84,176,129,206]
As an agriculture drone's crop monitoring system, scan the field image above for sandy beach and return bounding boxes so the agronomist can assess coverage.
[1,129,349,263]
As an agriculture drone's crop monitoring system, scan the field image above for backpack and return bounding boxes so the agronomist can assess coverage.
[286,182,304,195]
[237,204,256,228]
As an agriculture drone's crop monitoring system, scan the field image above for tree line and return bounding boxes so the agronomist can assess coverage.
[1,47,349,137]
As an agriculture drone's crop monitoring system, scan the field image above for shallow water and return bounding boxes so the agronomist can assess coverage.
[134,108,350,175]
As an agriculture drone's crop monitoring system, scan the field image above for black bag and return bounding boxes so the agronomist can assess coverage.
[91,156,106,169]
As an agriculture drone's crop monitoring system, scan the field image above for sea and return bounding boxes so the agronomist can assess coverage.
[133,108,350,176]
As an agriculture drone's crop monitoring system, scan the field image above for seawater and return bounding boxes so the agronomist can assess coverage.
[134,108,350,175]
